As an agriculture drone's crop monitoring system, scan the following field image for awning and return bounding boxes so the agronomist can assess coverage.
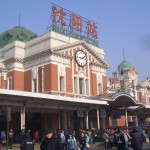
[0,89,108,112]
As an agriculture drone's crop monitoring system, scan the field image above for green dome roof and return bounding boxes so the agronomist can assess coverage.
[0,26,37,48]
[118,61,133,69]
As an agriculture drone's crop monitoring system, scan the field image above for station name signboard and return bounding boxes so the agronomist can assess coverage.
[50,3,99,47]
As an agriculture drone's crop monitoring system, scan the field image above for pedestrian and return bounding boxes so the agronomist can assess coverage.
[122,129,131,150]
[130,127,143,150]
[79,132,86,150]
[34,130,39,144]
[20,129,26,150]
[21,134,34,150]
[67,134,77,150]
[8,129,14,149]
[0,131,6,146]
[60,130,66,150]
[40,128,63,150]
[91,128,96,144]
[102,130,110,150]
[114,128,125,150]
[84,132,90,150]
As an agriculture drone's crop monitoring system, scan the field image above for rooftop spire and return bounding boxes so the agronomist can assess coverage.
[123,48,126,61]
[19,13,21,27]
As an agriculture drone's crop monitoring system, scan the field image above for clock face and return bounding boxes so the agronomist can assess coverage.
[75,50,87,67]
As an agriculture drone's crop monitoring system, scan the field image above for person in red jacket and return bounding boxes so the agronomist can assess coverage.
[34,130,39,145]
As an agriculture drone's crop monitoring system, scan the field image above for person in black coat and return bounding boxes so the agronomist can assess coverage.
[40,129,63,150]
[21,134,34,150]
[130,127,143,150]
[20,130,26,150]
[114,128,125,150]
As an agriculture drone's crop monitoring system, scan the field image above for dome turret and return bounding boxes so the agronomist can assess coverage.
[118,60,133,69]
[0,26,37,48]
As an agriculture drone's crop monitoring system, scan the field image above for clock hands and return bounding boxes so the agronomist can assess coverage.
[79,56,86,59]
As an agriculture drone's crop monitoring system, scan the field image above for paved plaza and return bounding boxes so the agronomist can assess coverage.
[1,142,150,150]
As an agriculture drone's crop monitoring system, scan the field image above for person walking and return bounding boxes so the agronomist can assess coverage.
[102,130,110,150]
[79,132,86,150]
[21,134,34,150]
[67,134,77,150]
[114,128,125,150]
[40,129,63,150]
[60,130,66,150]
[130,127,143,150]
[20,129,26,150]
[34,130,40,145]
[8,129,14,149]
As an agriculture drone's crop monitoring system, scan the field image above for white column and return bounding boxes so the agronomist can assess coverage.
[21,106,26,130]
[85,111,89,129]
[135,113,139,127]
[41,66,44,93]
[125,107,128,127]
[97,108,100,129]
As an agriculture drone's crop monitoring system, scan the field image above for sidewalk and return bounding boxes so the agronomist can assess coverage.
[0,142,115,150]
[1,142,150,150]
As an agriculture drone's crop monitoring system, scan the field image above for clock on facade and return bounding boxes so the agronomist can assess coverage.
[75,50,87,67]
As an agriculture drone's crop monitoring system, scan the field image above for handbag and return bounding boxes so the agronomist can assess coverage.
[86,143,90,148]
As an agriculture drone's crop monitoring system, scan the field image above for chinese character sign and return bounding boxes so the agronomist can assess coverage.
[51,4,99,46]
[52,5,66,26]
[71,13,82,32]
[87,21,98,39]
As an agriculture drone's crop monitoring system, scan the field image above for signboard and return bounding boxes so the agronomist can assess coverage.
[101,109,106,118]
[49,3,99,47]
[112,114,121,119]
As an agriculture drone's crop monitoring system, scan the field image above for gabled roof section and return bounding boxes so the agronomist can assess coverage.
[88,92,143,108]
[52,40,109,68]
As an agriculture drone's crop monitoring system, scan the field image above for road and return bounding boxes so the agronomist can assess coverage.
[1,142,150,150]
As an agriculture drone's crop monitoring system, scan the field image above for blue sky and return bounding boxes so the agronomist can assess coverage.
[0,0,150,82]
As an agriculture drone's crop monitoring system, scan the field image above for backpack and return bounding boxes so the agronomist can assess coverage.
[1,132,6,139]
[89,137,92,144]
[115,133,123,143]
[102,133,108,141]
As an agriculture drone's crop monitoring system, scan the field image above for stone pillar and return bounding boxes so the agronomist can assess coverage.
[101,109,106,129]
[85,111,89,129]
[97,108,100,129]
[125,107,128,127]
[21,106,26,130]
[62,112,67,130]
[67,112,70,128]
[58,113,61,129]
[135,112,139,127]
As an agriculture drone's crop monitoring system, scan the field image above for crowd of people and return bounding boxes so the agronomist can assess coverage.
[101,127,150,150]
[0,127,150,150]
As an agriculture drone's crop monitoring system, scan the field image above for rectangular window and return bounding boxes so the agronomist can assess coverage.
[98,83,102,94]
[33,78,37,93]
[60,76,64,92]
[74,77,78,94]
[79,78,84,95]
[7,78,12,90]
[86,79,89,95]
